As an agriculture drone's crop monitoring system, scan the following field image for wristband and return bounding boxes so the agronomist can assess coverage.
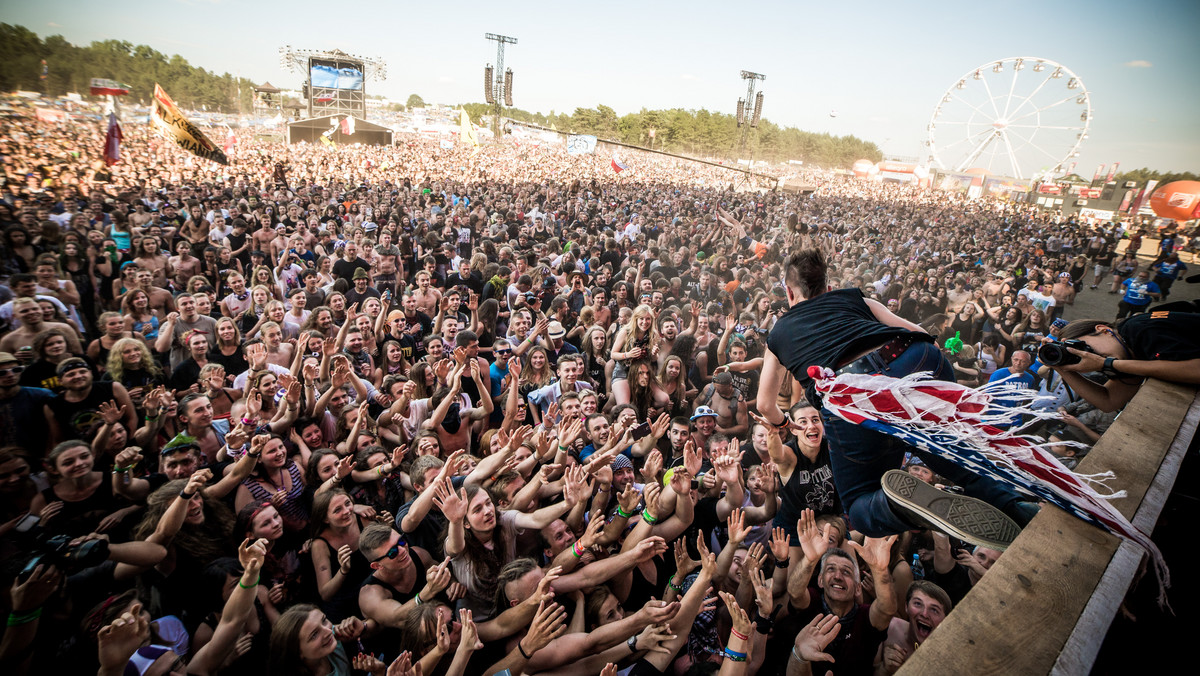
[723,647,747,662]
[667,579,683,592]
[414,593,423,606]
[518,642,532,659]
[775,556,790,569]
[7,608,41,626]
[247,451,261,458]
[616,506,634,518]
[755,614,774,635]
[730,628,749,641]
[179,490,196,500]
[237,576,260,589]
[114,464,134,473]
[571,541,584,558]
[642,512,659,524]
[240,417,255,426]
[772,414,791,431]
[144,412,161,421]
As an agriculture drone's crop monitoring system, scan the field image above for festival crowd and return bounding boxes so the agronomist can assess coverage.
[0,104,1192,676]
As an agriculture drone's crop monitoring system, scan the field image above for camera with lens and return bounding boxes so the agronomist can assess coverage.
[18,532,110,582]
[1038,339,1096,367]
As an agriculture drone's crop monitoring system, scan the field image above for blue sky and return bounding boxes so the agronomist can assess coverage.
[6,0,1199,172]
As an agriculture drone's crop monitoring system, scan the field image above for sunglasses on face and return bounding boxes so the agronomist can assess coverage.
[370,538,409,562]
[494,349,512,356]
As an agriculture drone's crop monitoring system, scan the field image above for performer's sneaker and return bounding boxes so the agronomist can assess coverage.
[881,470,1022,551]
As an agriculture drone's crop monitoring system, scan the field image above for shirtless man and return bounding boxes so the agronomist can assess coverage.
[168,239,202,290]
[128,202,153,230]
[877,581,953,675]
[133,269,175,318]
[260,321,295,369]
[252,219,279,255]
[0,298,83,355]
[412,270,442,318]
[692,371,748,438]
[134,236,169,288]
[422,363,492,453]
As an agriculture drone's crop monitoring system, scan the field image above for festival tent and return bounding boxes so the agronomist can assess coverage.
[286,115,393,146]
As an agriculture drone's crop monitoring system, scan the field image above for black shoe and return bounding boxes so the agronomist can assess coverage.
[881,470,1022,551]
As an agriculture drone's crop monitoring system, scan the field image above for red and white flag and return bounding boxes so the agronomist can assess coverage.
[341,116,356,136]
[223,131,237,154]
[103,112,123,166]
[611,153,628,173]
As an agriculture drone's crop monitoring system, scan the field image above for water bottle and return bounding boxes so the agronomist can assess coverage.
[911,554,925,580]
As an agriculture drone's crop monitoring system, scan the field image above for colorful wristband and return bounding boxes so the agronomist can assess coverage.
[616,506,634,518]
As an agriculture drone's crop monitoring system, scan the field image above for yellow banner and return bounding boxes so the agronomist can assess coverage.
[150,84,228,165]
[459,109,479,148]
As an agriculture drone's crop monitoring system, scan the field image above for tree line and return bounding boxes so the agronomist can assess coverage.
[0,23,255,112]
[458,101,883,168]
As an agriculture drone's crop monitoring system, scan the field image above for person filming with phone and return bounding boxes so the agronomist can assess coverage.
[1043,311,1200,412]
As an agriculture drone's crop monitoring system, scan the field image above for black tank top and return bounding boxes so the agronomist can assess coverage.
[767,289,928,404]
[360,555,429,662]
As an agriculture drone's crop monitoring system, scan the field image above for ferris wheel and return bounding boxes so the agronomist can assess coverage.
[926,57,1091,180]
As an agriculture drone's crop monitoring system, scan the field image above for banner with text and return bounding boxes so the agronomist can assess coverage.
[150,84,228,165]
[566,135,597,155]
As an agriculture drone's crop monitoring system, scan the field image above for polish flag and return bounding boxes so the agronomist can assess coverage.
[341,116,356,136]
[611,153,628,173]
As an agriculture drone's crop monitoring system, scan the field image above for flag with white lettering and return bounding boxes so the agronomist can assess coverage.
[150,84,228,165]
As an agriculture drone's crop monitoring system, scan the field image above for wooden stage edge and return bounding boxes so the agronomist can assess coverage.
[897,380,1200,676]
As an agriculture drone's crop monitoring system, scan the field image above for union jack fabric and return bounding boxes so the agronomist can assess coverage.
[807,365,1169,605]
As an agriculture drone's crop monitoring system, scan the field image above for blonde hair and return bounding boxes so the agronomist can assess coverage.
[106,337,162,382]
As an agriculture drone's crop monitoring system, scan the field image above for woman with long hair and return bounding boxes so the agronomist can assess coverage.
[1014,307,1049,354]
[610,304,661,406]
[306,489,370,622]
[235,435,309,534]
[238,284,274,335]
[18,328,79,392]
[373,340,409,388]
[657,354,693,418]
[627,358,670,421]
[121,288,160,342]
[104,337,165,410]
[59,236,99,329]
[29,440,136,538]
[211,316,250,375]
[579,325,611,402]
[407,361,435,401]
[267,604,359,676]
[472,298,499,362]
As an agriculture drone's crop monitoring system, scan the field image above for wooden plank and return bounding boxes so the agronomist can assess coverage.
[1051,389,1200,676]
[897,380,1196,676]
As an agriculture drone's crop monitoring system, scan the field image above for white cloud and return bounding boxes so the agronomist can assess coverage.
[681,74,700,82]
[1123,60,1153,68]
[47,22,61,28]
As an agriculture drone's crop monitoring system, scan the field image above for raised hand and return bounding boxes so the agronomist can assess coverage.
[523,600,568,654]
[845,534,897,573]
[98,401,128,426]
[796,509,833,564]
[632,535,668,562]
[794,613,840,664]
[718,590,755,637]
[432,481,468,522]
[458,608,483,651]
[726,508,750,546]
[750,567,773,616]
[769,526,791,564]
[683,439,702,477]
[673,538,699,579]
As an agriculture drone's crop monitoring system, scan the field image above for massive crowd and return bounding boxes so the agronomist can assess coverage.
[0,102,1193,676]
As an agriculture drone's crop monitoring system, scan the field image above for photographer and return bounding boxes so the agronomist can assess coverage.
[1049,312,1200,412]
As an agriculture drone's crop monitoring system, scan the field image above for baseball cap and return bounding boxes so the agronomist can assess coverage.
[691,405,717,421]
[713,372,733,385]
[548,321,565,339]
